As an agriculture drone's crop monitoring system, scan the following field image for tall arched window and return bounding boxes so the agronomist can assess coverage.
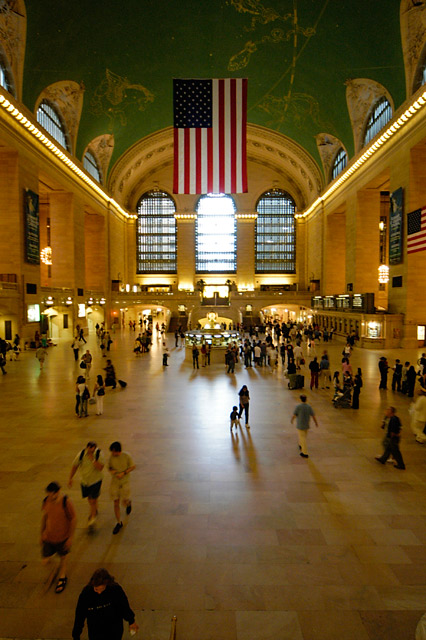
[36,100,70,151]
[255,189,296,273]
[363,97,392,147]
[196,194,236,273]
[83,151,102,183]
[331,148,347,180]
[136,190,176,273]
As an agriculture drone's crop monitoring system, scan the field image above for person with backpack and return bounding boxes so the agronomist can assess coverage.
[40,481,76,594]
[76,375,90,418]
[68,442,105,528]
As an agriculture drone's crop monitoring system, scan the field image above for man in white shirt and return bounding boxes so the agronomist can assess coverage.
[68,442,105,527]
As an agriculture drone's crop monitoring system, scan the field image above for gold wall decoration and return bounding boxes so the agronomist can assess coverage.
[0,0,26,100]
[345,78,394,154]
[90,68,154,128]
[34,80,85,156]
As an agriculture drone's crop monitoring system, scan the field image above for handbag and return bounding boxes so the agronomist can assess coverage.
[97,388,105,396]
[80,361,87,369]
[89,397,96,405]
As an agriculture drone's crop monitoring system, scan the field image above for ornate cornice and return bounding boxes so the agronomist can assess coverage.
[109,123,323,212]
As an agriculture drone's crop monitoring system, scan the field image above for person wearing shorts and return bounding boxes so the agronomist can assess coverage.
[68,442,104,527]
[108,442,135,535]
[40,481,76,593]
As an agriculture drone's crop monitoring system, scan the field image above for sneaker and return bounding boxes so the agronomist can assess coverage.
[394,464,406,470]
[300,453,309,458]
[126,502,132,516]
[375,457,385,464]
[112,522,123,535]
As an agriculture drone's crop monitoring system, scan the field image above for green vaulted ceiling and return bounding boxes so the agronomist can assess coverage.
[23,0,405,175]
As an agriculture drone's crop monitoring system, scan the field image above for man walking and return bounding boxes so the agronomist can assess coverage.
[40,481,76,593]
[68,442,105,527]
[291,395,318,458]
[375,406,406,469]
[108,442,136,535]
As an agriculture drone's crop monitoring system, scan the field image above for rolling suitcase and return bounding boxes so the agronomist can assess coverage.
[295,374,304,389]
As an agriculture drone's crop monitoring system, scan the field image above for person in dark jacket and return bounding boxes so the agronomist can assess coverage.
[352,369,363,409]
[407,364,417,398]
[378,356,389,389]
[309,356,320,389]
[375,406,405,469]
[72,568,138,640]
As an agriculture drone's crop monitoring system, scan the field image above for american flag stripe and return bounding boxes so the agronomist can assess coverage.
[173,78,247,195]
[407,207,426,255]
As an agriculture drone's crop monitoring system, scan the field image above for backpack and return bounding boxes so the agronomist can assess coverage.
[82,386,90,400]
[79,448,100,462]
[42,495,72,520]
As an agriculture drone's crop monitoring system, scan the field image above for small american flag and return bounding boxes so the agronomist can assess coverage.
[407,207,426,254]
[173,78,247,195]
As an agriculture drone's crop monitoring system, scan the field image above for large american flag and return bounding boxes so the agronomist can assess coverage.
[173,78,247,195]
[407,207,426,254]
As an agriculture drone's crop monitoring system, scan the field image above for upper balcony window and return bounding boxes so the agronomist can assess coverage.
[331,148,348,180]
[255,189,296,273]
[36,100,70,151]
[83,151,102,184]
[195,194,236,273]
[136,190,177,274]
[363,97,392,147]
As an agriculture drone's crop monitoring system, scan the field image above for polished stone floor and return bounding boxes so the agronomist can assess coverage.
[0,330,426,640]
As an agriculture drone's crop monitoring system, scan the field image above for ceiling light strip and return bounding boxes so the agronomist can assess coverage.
[0,94,137,220]
[296,90,426,219]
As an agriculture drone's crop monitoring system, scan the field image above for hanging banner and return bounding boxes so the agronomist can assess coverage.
[24,189,40,264]
[389,187,403,265]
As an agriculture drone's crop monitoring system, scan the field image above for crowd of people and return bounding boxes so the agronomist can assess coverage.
[2,316,426,637]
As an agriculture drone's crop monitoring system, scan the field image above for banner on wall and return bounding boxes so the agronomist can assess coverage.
[389,187,403,265]
[24,189,40,264]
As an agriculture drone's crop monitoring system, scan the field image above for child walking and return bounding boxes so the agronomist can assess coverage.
[230,406,241,431]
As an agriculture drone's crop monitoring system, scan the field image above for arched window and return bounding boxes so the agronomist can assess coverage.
[331,148,347,180]
[36,100,70,151]
[136,190,176,273]
[0,45,14,96]
[363,97,392,147]
[196,194,236,273]
[0,60,11,94]
[255,189,296,273]
[83,151,102,183]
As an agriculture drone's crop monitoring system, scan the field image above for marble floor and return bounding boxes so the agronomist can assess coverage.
[0,330,426,640]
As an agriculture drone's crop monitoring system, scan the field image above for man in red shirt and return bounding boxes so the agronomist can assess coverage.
[40,481,77,593]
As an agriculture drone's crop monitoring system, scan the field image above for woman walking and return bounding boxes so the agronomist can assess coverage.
[238,385,250,428]
[93,375,105,416]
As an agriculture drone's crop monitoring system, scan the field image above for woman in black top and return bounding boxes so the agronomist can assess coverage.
[238,385,250,427]
[72,568,138,640]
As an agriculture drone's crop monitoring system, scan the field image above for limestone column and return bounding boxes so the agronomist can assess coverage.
[48,192,84,290]
[394,145,426,346]
[346,189,380,295]
[236,213,256,289]
[323,210,346,295]
[175,213,196,289]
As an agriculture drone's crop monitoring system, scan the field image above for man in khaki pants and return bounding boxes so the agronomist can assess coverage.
[291,395,318,458]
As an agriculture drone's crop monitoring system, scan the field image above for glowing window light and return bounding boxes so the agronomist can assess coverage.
[378,264,389,284]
